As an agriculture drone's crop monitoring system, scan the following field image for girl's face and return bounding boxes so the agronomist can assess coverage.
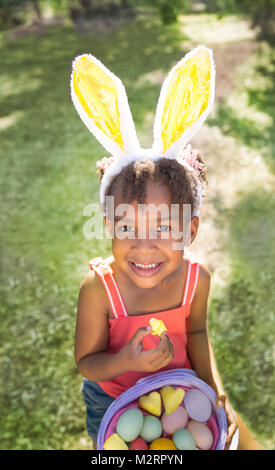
[106,180,199,290]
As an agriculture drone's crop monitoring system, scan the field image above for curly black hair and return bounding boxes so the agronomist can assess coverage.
[98,153,208,216]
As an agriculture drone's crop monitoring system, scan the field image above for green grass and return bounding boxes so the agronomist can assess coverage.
[209,189,275,449]
[207,42,275,449]
[0,13,274,449]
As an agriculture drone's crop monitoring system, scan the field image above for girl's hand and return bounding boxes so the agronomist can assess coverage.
[216,393,238,450]
[118,326,174,373]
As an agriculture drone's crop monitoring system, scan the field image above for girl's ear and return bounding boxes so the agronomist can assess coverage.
[71,54,141,158]
[104,216,113,237]
[152,45,215,158]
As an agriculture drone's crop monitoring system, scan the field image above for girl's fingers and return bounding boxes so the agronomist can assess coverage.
[224,422,238,450]
[221,399,238,450]
[131,326,152,346]
[216,394,226,408]
[137,331,174,370]
[158,332,174,354]
[149,346,173,370]
[227,421,238,441]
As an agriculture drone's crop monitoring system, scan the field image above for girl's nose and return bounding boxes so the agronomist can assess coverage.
[130,234,158,251]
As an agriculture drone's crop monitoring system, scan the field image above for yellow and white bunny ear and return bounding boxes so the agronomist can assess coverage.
[71,54,140,158]
[152,45,215,158]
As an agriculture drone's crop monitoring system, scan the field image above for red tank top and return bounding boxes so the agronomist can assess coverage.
[88,252,200,398]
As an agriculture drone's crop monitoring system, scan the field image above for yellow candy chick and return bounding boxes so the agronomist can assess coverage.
[149,318,167,336]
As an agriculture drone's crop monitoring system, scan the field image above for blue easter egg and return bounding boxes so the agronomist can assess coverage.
[140,415,163,443]
[116,408,144,442]
[173,428,196,450]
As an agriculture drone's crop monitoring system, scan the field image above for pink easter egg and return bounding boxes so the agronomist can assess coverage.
[161,406,188,435]
[184,389,212,422]
[187,420,214,450]
[130,437,148,450]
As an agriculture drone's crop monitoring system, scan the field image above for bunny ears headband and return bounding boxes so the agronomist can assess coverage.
[70,45,216,217]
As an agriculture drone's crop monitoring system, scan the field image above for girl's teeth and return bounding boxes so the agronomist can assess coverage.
[134,263,159,269]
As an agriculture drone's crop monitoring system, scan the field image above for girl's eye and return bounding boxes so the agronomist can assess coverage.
[156,225,171,232]
[119,225,134,233]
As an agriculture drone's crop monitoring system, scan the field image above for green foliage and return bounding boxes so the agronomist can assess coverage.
[0,0,28,27]
[159,1,178,24]
[157,0,189,25]
[205,0,275,42]
[204,0,237,13]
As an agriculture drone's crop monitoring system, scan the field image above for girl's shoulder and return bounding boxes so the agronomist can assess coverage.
[78,262,111,319]
[80,256,114,297]
[194,261,211,304]
[184,250,211,301]
[185,249,211,277]
[198,263,211,289]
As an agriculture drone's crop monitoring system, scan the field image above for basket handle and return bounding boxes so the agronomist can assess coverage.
[135,368,197,386]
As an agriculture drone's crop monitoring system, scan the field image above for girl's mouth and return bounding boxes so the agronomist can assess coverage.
[128,262,165,277]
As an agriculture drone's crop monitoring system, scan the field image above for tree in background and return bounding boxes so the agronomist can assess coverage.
[0,0,27,26]
[144,0,189,25]
[0,0,45,27]
[241,0,275,43]
[1,0,274,41]
[0,0,135,27]
[204,0,275,43]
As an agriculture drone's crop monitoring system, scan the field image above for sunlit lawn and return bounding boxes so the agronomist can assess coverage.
[0,11,274,449]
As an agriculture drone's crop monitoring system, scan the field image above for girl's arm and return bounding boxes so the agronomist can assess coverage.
[186,265,238,447]
[74,270,128,381]
[186,266,222,390]
[74,270,173,381]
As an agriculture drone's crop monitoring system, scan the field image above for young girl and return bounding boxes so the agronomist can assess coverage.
[71,46,260,450]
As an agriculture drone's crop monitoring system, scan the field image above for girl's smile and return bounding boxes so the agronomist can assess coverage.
[128,261,165,277]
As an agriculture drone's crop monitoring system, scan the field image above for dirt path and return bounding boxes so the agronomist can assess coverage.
[210,41,257,104]
[192,39,275,289]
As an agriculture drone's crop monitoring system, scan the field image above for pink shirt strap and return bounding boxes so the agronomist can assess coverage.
[181,261,200,306]
[88,258,128,319]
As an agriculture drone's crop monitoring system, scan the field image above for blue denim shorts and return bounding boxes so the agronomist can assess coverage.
[81,378,115,441]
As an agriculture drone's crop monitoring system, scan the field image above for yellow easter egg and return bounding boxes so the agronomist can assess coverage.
[150,438,177,450]
[149,318,167,336]
[160,385,185,414]
[103,433,129,450]
[139,391,161,416]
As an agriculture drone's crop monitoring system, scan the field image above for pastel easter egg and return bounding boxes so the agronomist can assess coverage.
[130,437,148,450]
[104,433,128,450]
[116,408,143,442]
[161,406,188,435]
[150,438,177,450]
[184,389,212,422]
[187,421,214,450]
[140,415,163,443]
[173,428,196,450]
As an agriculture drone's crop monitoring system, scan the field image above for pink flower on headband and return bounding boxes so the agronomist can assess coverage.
[177,144,204,174]
[96,156,117,176]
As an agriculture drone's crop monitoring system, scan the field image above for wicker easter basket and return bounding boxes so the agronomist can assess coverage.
[97,369,230,450]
